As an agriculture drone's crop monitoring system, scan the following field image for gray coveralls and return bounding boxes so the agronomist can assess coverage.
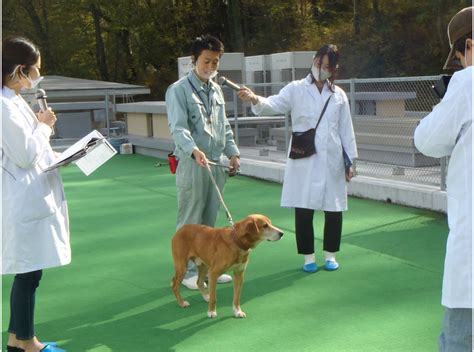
[166,70,240,230]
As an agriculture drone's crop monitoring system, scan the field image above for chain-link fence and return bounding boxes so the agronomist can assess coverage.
[339,76,445,188]
[224,75,447,190]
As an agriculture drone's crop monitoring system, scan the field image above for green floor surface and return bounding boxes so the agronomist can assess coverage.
[2,154,448,351]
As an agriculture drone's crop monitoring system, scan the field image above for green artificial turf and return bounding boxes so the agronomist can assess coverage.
[2,154,448,351]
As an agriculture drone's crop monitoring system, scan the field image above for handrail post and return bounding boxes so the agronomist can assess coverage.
[233,90,239,144]
[350,78,356,117]
[105,89,110,137]
[440,156,448,191]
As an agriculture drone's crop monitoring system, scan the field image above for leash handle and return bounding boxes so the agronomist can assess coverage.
[206,164,234,226]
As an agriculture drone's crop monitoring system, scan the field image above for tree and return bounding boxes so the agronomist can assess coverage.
[89,2,109,81]
[2,0,471,99]
[18,0,57,72]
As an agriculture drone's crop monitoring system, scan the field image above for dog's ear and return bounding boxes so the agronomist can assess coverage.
[245,219,259,237]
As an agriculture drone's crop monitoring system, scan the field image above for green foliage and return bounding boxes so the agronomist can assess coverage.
[2,0,471,99]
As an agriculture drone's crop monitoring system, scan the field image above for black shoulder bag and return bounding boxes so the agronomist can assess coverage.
[289,96,331,159]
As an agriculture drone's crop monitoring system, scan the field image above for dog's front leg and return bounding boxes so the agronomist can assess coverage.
[207,270,219,318]
[232,270,246,318]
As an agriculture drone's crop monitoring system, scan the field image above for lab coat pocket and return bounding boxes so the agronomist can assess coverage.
[16,170,56,222]
[326,144,345,176]
[329,101,343,127]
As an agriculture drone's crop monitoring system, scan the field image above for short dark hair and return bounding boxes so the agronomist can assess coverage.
[190,35,224,63]
[312,44,339,92]
[454,32,472,53]
[2,36,40,87]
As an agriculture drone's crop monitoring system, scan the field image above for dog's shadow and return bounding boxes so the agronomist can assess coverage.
[165,268,307,345]
[184,267,306,311]
[34,269,305,351]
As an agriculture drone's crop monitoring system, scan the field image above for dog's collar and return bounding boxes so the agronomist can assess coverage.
[231,228,251,251]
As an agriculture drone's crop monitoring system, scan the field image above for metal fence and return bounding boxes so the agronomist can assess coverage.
[224,75,447,190]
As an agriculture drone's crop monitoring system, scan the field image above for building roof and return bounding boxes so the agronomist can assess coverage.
[24,75,150,99]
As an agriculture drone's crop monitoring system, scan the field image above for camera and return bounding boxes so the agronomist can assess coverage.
[432,75,452,99]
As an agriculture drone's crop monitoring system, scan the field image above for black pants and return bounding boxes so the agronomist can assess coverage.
[8,270,43,340]
[295,208,342,255]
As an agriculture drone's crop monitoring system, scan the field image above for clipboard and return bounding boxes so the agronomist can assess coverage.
[45,130,117,176]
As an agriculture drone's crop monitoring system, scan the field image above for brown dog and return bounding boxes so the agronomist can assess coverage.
[171,214,283,318]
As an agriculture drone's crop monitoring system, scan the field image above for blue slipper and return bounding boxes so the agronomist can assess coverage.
[303,262,318,273]
[324,260,339,271]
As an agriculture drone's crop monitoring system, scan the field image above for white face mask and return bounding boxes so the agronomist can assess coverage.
[311,65,331,81]
[11,65,44,89]
[196,67,218,81]
[29,75,44,89]
[208,70,218,80]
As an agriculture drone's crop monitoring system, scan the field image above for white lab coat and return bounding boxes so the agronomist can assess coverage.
[252,75,358,210]
[1,86,71,274]
[414,66,472,309]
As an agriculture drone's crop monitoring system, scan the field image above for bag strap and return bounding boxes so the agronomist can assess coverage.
[314,96,332,130]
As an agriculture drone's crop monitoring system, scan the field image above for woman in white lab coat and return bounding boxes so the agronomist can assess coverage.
[2,37,69,352]
[238,44,357,273]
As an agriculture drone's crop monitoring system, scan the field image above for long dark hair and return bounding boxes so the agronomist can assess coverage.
[2,36,40,87]
[311,44,339,92]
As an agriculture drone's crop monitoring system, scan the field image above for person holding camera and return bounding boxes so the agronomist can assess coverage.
[238,44,357,273]
[166,35,240,290]
[414,7,472,351]
[2,37,69,352]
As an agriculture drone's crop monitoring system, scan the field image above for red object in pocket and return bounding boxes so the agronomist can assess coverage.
[168,153,179,174]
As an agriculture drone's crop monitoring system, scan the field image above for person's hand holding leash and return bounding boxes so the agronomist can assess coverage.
[229,155,240,176]
[192,148,209,167]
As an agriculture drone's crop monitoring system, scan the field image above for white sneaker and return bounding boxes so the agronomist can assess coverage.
[217,273,232,284]
[181,275,207,290]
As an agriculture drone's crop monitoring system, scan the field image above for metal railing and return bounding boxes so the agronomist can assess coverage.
[223,76,448,190]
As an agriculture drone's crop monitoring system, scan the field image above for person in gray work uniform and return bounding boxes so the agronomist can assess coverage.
[166,34,240,290]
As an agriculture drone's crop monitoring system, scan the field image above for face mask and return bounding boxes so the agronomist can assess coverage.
[208,70,218,80]
[29,76,44,89]
[12,65,44,89]
[196,67,218,81]
[311,65,331,81]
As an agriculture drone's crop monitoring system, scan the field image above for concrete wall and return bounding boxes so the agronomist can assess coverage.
[238,157,447,214]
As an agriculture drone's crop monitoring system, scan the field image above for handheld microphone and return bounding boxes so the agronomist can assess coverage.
[217,76,241,91]
[35,89,48,112]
